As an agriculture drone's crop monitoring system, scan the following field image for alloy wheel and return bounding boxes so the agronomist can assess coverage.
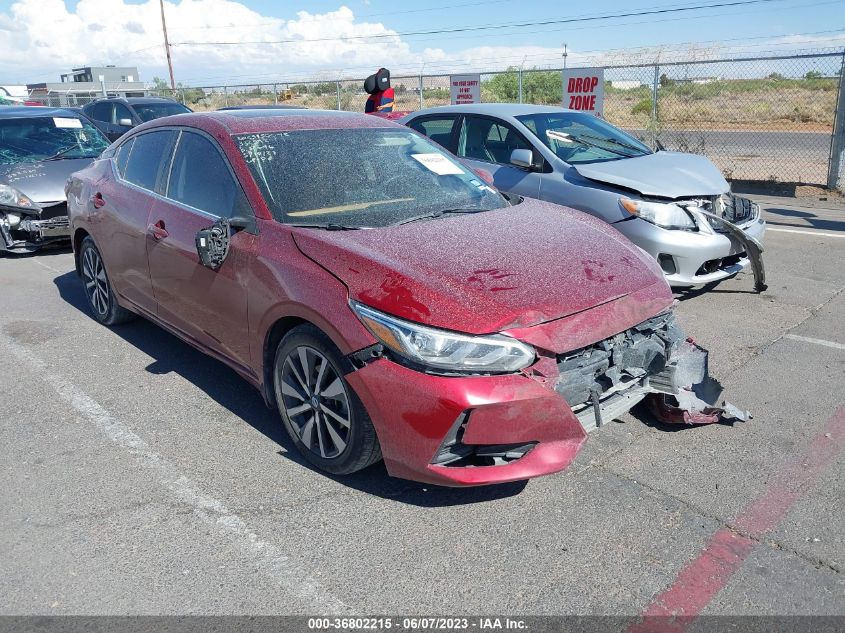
[82,246,109,316]
[279,346,351,459]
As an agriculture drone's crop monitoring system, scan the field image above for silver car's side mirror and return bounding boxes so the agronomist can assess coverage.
[118,118,133,127]
[510,148,534,170]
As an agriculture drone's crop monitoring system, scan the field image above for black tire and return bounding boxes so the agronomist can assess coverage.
[79,236,135,326]
[273,324,381,475]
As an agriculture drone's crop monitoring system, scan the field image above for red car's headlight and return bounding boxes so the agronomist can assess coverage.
[351,301,535,373]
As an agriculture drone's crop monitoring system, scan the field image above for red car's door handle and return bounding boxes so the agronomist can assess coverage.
[148,220,169,240]
[91,192,105,209]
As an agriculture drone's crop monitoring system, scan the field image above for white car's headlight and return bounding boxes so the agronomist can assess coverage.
[620,197,696,231]
[0,184,37,210]
[351,302,535,373]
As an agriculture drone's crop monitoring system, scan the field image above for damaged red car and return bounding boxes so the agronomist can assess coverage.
[66,110,724,486]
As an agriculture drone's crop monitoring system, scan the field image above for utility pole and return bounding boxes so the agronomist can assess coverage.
[159,0,176,90]
[562,42,568,69]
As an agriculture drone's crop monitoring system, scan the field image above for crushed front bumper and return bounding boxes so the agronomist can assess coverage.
[616,198,766,288]
[345,288,744,486]
[0,204,71,253]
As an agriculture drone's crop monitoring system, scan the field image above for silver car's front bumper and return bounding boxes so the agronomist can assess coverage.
[615,206,766,287]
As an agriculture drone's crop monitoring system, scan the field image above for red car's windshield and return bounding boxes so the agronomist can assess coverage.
[235,128,507,228]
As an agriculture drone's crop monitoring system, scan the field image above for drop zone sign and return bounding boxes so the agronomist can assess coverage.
[562,67,605,116]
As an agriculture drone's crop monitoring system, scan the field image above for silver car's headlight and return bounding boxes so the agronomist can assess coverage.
[0,184,38,211]
[620,197,696,231]
[351,302,536,373]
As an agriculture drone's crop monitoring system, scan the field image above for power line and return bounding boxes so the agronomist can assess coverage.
[170,0,790,47]
[173,28,845,85]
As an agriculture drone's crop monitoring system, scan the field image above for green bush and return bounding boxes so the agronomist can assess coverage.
[631,98,652,115]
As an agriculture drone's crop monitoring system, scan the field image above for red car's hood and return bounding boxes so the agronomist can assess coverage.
[292,198,668,335]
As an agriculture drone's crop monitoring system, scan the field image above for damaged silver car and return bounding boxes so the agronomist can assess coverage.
[0,107,109,254]
[402,104,767,291]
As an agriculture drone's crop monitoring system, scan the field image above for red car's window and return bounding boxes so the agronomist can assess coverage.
[122,130,177,192]
[166,131,247,219]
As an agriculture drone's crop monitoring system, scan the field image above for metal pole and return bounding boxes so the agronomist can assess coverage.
[827,49,845,192]
[518,68,523,104]
[336,81,341,110]
[419,74,424,109]
[273,83,278,105]
[651,64,660,149]
[159,0,176,90]
[223,86,228,107]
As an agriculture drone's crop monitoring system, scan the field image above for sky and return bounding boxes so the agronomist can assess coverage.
[0,0,843,86]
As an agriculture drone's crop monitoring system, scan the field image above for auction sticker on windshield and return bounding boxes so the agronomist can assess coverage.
[411,153,464,175]
[53,117,83,128]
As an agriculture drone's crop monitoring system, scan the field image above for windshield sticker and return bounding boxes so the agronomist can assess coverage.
[53,117,83,129]
[411,153,463,175]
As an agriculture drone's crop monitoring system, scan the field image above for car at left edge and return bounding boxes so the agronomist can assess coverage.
[1,107,110,254]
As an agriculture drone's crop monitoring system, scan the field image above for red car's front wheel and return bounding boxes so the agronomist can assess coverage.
[273,325,381,475]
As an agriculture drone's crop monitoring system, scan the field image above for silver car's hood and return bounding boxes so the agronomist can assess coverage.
[0,158,94,205]
[573,151,729,198]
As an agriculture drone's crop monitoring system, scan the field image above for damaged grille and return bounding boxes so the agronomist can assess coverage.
[555,312,683,411]
[38,202,68,221]
[678,194,756,229]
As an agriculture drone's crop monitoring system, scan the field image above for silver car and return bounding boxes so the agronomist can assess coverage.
[401,104,766,288]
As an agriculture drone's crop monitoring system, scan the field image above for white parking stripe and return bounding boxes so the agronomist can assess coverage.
[784,333,845,351]
[0,333,350,614]
[32,259,67,274]
[767,228,845,238]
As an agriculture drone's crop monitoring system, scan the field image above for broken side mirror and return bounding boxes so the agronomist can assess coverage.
[196,218,231,269]
[195,215,256,269]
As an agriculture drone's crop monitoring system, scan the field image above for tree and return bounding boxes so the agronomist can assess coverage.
[804,70,822,79]
[659,73,675,88]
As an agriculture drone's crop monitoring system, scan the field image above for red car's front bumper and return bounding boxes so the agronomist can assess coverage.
[345,359,587,486]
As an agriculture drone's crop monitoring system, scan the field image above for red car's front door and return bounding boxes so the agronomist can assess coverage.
[145,129,256,374]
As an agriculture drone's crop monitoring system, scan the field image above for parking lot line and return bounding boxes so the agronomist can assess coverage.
[628,405,845,633]
[0,332,351,615]
[767,228,845,238]
[783,333,845,351]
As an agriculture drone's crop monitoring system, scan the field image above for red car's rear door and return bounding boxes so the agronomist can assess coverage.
[145,129,256,374]
[99,130,176,314]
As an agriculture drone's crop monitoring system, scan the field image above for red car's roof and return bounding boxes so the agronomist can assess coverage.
[138,109,397,136]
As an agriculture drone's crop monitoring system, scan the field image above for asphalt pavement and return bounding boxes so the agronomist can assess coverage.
[626,129,832,184]
[1,197,843,619]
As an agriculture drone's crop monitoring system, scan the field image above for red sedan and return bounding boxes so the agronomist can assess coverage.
[66,110,678,486]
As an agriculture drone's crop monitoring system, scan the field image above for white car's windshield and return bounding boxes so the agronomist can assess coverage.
[0,115,109,164]
[235,128,507,229]
[516,112,651,164]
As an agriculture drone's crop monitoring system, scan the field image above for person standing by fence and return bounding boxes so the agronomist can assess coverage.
[364,68,394,114]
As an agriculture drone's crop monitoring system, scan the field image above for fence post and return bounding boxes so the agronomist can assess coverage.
[419,74,424,109]
[827,50,845,192]
[336,81,342,110]
[273,83,278,105]
[518,68,523,104]
[651,65,660,149]
[223,86,228,106]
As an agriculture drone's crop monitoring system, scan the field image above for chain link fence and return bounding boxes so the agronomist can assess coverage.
[44,51,842,186]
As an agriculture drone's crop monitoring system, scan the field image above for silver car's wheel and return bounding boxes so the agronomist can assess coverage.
[82,246,109,317]
[279,345,351,459]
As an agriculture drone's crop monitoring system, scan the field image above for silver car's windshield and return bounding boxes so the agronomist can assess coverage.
[0,115,109,164]
[235,128,507,229]
[516,112,651,164]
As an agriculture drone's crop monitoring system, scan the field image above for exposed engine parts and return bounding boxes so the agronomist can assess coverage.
[554,311,748,430]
